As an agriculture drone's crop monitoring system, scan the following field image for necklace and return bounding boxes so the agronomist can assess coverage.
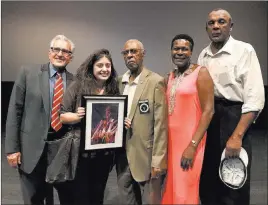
[168,66,194,115]
[96,86,105,95]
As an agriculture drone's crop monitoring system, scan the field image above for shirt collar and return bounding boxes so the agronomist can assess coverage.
[204,35,235,57]
[49,63,65,78]
[122,70,141,85]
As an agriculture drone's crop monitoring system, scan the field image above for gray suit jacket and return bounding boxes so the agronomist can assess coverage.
[5,63,74,174]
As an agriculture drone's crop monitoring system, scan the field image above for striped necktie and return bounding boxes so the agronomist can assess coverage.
[51,73,64,131]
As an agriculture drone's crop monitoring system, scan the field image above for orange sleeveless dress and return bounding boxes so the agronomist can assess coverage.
[162,66,206,204]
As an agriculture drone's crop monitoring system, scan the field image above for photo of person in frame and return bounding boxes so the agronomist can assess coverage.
[91,103,119,144]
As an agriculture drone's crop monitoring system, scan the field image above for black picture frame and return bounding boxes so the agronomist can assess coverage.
[80,95,128,151]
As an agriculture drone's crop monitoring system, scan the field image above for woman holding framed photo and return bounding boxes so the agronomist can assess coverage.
[60,49,119,205]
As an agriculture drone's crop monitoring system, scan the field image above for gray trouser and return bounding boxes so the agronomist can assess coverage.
[19,145,74,205]
[115,150,162,204]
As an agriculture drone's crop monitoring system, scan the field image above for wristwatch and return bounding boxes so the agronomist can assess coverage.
[191,140,197,147]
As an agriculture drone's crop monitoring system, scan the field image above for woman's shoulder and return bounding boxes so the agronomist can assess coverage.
[196,65,209,75]
[68,80,79,89]
[66,80,82,96]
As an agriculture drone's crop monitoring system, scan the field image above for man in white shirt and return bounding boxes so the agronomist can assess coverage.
[115,39,168,204]
[198,8,265,205]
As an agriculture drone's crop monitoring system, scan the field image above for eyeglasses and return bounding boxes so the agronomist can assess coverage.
[50,47,72,56]
[121,49,143,56]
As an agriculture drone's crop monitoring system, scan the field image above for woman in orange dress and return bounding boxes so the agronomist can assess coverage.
[162,34,214,204]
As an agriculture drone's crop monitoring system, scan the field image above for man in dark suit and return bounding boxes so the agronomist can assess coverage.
[5,34,75,204]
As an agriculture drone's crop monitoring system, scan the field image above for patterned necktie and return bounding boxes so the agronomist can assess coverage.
[51,73,64,131]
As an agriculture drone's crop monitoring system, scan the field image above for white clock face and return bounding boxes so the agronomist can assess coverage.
[221,158,245,186]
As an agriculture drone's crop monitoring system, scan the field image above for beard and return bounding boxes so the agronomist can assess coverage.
[126,62,139,72]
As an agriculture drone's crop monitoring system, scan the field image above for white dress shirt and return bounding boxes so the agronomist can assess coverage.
[122,70,141,117]
[198,36,265,114]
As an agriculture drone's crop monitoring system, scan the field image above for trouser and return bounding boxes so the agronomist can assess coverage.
[19,145,74,205]
[115,149,162,204]
[73,150,114,205]
[199,98,252,205]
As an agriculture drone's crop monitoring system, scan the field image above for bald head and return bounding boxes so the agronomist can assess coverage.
[208,8,232,23]
[124,39,144,50]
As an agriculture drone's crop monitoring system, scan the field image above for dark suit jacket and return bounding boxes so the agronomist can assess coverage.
[5,63,74,174]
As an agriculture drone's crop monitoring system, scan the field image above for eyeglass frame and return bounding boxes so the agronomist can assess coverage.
[121,49,144,56]
[50,47,73,56]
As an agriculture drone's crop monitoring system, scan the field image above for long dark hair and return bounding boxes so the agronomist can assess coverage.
[75,49,119,96]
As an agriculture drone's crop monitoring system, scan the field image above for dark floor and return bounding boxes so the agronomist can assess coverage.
[1,129,268,205]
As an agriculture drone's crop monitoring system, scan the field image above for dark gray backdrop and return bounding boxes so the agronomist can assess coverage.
[2,1,267,85]
[1,2,267,204]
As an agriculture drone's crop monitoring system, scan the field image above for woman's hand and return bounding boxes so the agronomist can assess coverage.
[60,107,86,124]
[124,118,131,129]
[76,107,85,119]
[180,143,197,171]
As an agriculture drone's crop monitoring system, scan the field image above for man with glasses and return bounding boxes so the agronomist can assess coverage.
[5,34,75,204]
[115,39,168,204]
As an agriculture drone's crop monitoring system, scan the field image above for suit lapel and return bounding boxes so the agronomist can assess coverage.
[118,76,126,94]
[66,70,73,87]
[128,68,150,121]
[39,63,50,120]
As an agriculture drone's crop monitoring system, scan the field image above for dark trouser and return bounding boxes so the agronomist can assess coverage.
[115,149,162,205]
[73,151,114,205]
[19,145,74,205]
[199,98,252,205]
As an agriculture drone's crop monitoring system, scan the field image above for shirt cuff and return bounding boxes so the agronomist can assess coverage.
[241,106,263,123]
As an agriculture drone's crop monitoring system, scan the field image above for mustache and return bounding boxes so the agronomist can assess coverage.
[55,56,66,60]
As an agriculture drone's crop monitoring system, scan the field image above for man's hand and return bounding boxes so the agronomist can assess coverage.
[225,112,257,158]
[225,136,242,158]
[7,152,21,168]
[151,167,163,179]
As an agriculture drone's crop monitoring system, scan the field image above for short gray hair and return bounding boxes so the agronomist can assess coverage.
[50,35,75,53]
[125,39,145,50]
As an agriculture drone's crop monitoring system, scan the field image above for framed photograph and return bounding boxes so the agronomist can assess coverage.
[81,95,128,151]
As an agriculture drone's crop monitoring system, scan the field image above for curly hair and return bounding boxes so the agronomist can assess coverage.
[171,34,194,52]
[75,48,119,96]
